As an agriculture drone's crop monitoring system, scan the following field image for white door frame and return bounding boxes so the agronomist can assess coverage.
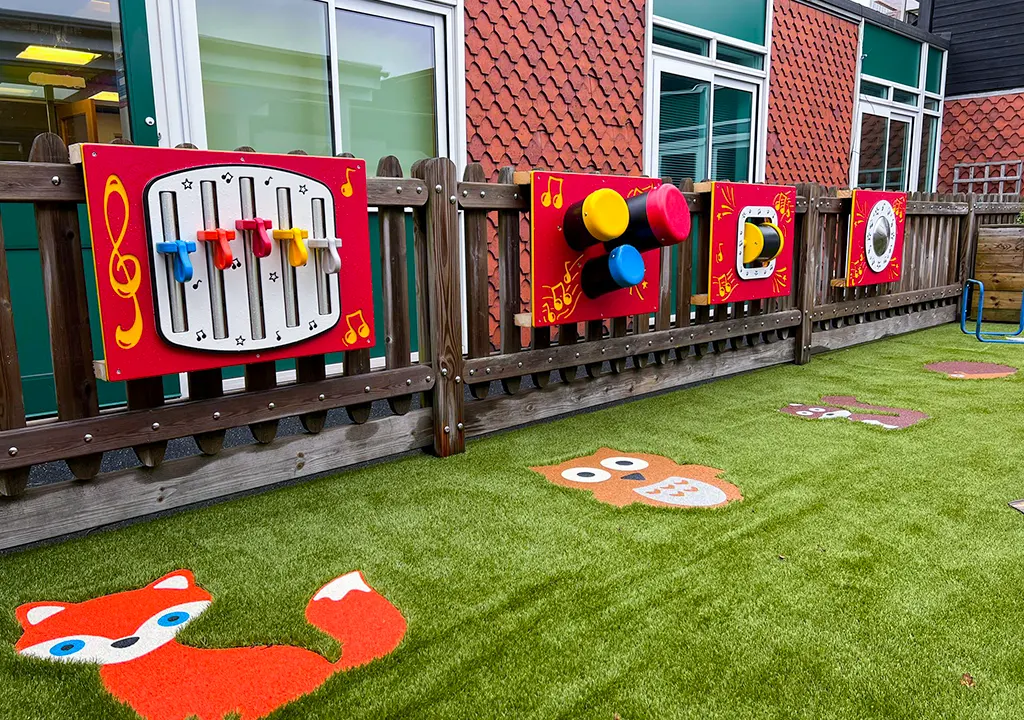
[852,99,917,191]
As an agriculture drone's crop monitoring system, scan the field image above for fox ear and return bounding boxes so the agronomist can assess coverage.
[16,602,68,628]
[149,570,195,590]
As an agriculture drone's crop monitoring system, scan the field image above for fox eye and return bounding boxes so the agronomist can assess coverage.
[600,456,649,471]
[561,467,611,483]
[49,639,85,657]
[157,611,190,627]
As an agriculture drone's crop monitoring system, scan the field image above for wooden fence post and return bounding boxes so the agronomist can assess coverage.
[0,209,29,496]
[413,158,465,456]
[29,133,103,479]
[377,155,414,415]
[795,183,822,365]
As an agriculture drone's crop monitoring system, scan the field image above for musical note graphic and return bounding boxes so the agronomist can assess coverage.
[231,258,242,269]
[546,282,573,311]
[264,176,272,186]
[341,167,354,198]
[562,258,581,285]
[308,320,318,331]
[541,302,556,324]
[275,329,282,341]
[715,242,725,263]
[221,172,234,183]
[343,309,370,345]
[192,278,203,290]
[103,174,143,350]
[540,176,564,209]
[196,329,207,342]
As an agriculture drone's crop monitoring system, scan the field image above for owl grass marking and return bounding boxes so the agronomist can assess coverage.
[531,448,741,509]
[780,396,928,430]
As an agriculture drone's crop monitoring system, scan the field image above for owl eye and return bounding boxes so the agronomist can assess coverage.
[796,410,815,416]
[561,467,611,483]
[809,407,827,413]
[600,456,649,471]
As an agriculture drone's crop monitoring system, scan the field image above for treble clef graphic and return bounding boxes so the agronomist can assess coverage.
[103,174,143,349]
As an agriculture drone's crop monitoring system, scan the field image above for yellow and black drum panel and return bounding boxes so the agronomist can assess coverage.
[736,206,784,280]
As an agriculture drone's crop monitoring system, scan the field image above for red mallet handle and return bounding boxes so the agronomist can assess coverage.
[235,217,274,258]
[197,228,236,270]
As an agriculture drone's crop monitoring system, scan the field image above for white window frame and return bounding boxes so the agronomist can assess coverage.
[850,32,945,192]
[144,0,466,392]
[642,6,772,182]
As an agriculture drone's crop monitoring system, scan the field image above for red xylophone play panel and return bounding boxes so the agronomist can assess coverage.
[844,189,906,287]
[529,171,667,327]
[73,143,374,382]
[706,181,797,305]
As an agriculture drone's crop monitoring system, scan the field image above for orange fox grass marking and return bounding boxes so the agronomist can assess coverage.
[13,569,406,720]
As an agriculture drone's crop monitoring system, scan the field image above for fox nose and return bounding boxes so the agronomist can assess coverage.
[622,472,645,481]
[111,636,139,649]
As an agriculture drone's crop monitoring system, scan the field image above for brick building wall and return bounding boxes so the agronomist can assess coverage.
[465,0,646,347]
[938,92,1024,192]
[764,0,858,187]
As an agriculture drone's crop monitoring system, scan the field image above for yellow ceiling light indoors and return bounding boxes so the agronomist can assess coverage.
[17,45,100,66]
[90,91,119,102]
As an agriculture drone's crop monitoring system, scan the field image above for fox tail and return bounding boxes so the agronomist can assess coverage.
[305,571,407,670]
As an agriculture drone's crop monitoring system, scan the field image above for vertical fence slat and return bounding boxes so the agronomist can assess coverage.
[411,160,433,408]
[108,137,167,467]
[377,155,413,415]
[171,143,226,455]
[675,179,694,338]
[654,184,673,365]
[0,209,29,496]
[585,320,604,376]
[283,148,329,433]
[610,316,628,373]
[414,157,464,455]
[29,133,103,479]
[462,162,491,399]
[796,183,821,364]
[497,166,522,394]
[557,322,579,383]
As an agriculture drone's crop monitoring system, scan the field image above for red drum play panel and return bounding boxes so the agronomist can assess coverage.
[74,143,374,382]
[707,182,796,305]
[529,171,688,327]
[845,189,906,286]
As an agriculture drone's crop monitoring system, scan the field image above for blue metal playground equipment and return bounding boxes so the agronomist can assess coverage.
[961,279,1024,343]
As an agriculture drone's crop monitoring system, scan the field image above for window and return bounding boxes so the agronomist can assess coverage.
[150,0,460,371]
[854,28,945,192]
[646,5,768,182]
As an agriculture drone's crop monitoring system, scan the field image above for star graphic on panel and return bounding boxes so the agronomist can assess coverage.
[235,336,245,346]
[181,179,193,190]
[298,184,308,195]
[641,280,649,290]
[269,271,279,282]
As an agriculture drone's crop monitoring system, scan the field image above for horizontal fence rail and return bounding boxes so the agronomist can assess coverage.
[0,133,1015,550]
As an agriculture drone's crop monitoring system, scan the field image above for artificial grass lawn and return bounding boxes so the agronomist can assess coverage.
[2,324,1024,719]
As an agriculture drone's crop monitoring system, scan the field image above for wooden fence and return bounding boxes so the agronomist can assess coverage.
[0,134,1014,550]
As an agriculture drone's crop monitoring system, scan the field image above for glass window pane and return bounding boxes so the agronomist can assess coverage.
[711,86,752,182]
[652,26,709,56]
[924,98,940,112]
[862,23,921,87]
[653,0,767,45]
[860,81,888,99]
[917,114,938,192]
[885,118,910,191]
[196,0,332,155]
[892,89,918,106]
[857,114,887,190]
[336,10,439,170]
[926,47,943,94]
[716,44,764,70]
[658,74,709,181]
[0,1,130,159]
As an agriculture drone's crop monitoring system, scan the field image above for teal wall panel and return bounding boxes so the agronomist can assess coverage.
[926,47,943,94]
[652,0,767,45]
[862,24,921,88]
